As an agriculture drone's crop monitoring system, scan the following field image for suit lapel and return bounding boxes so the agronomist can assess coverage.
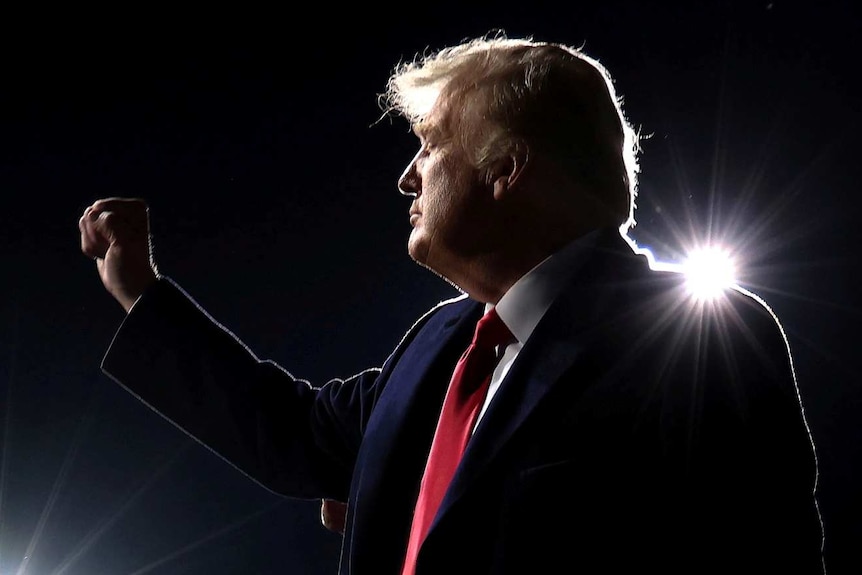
[434,230,649,525]
[346,295,483,571]
[361,296,482,458]
[434,291,591,521]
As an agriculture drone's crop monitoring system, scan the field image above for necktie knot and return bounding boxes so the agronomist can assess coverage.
[473,308,514,351]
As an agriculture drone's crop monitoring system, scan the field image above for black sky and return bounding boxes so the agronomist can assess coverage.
[1,2,860,574]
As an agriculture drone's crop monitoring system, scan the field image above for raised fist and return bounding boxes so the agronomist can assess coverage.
[79,197,158,312]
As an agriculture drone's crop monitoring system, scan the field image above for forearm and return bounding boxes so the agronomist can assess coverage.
[101,276,343,498]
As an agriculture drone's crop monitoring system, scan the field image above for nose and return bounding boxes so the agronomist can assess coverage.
[398,155,420,197]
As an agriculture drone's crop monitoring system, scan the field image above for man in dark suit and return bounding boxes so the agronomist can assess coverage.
[79,34,825,574]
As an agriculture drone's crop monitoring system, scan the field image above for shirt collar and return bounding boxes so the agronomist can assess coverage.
[486,228,604,344]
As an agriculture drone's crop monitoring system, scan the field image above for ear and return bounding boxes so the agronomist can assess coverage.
[487,142,530,201]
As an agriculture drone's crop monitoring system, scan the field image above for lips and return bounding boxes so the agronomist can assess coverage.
[409,209,421,226]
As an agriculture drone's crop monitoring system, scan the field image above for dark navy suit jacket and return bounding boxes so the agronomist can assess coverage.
[102,228,824,574]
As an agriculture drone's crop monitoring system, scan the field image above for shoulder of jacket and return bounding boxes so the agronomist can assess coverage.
[399,292,473,342]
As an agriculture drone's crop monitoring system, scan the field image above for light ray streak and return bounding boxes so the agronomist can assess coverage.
[745,284,862,317]
[719,56,800,252]
[14,386,101,575]
[684,303,708,460]
[49,439,195,575]
[710,297,751,415]
[663,139,702,254]
[123,499,286,575]
[610,286,699,423]
[729,136,844,267]
[781,328,851,379]
[706,25,734,244]
[0,301,20,573]
[721,94,798,252]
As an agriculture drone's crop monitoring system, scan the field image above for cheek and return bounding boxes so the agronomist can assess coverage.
[421,166,454,219]
[424,186,451,223]
[421,153,481,232]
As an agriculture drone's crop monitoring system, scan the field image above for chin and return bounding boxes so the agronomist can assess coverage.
[407,231,428,265]
[407,242,427,267]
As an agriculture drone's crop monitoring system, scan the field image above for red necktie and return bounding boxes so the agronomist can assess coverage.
[401,307,514,575]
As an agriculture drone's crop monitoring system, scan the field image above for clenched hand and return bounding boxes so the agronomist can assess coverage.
[79,197,158,312]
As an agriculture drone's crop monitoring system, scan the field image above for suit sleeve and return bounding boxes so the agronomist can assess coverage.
[101,276,382,501]
[676,288,825,573]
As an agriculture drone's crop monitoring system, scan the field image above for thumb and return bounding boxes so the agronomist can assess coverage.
[79,205,111,259]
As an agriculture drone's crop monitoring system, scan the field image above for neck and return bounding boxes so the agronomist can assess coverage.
[439,239,571,304]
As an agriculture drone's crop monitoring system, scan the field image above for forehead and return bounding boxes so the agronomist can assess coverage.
[411,94,440,129]
[412,93,463,142]
[413,120,445,142]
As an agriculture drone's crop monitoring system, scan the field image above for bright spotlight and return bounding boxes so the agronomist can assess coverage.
[683,247,737,300]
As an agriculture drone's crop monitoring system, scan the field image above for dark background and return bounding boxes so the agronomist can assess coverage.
[1,1,859,573]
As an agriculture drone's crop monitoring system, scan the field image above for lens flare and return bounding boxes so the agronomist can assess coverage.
[683,247,737,300]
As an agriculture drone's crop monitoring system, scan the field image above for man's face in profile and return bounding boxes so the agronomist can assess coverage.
[398,104,497,280]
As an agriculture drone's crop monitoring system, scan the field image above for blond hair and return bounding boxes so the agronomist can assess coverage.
[381,32,641,230]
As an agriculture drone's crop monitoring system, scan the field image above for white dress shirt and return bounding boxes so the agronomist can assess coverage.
[474,229,602,428]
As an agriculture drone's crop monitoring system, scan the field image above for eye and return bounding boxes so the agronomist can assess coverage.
[415,141,435,160]
[424,137,447,153]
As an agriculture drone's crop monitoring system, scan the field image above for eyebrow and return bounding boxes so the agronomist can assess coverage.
[414,122,445,144]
